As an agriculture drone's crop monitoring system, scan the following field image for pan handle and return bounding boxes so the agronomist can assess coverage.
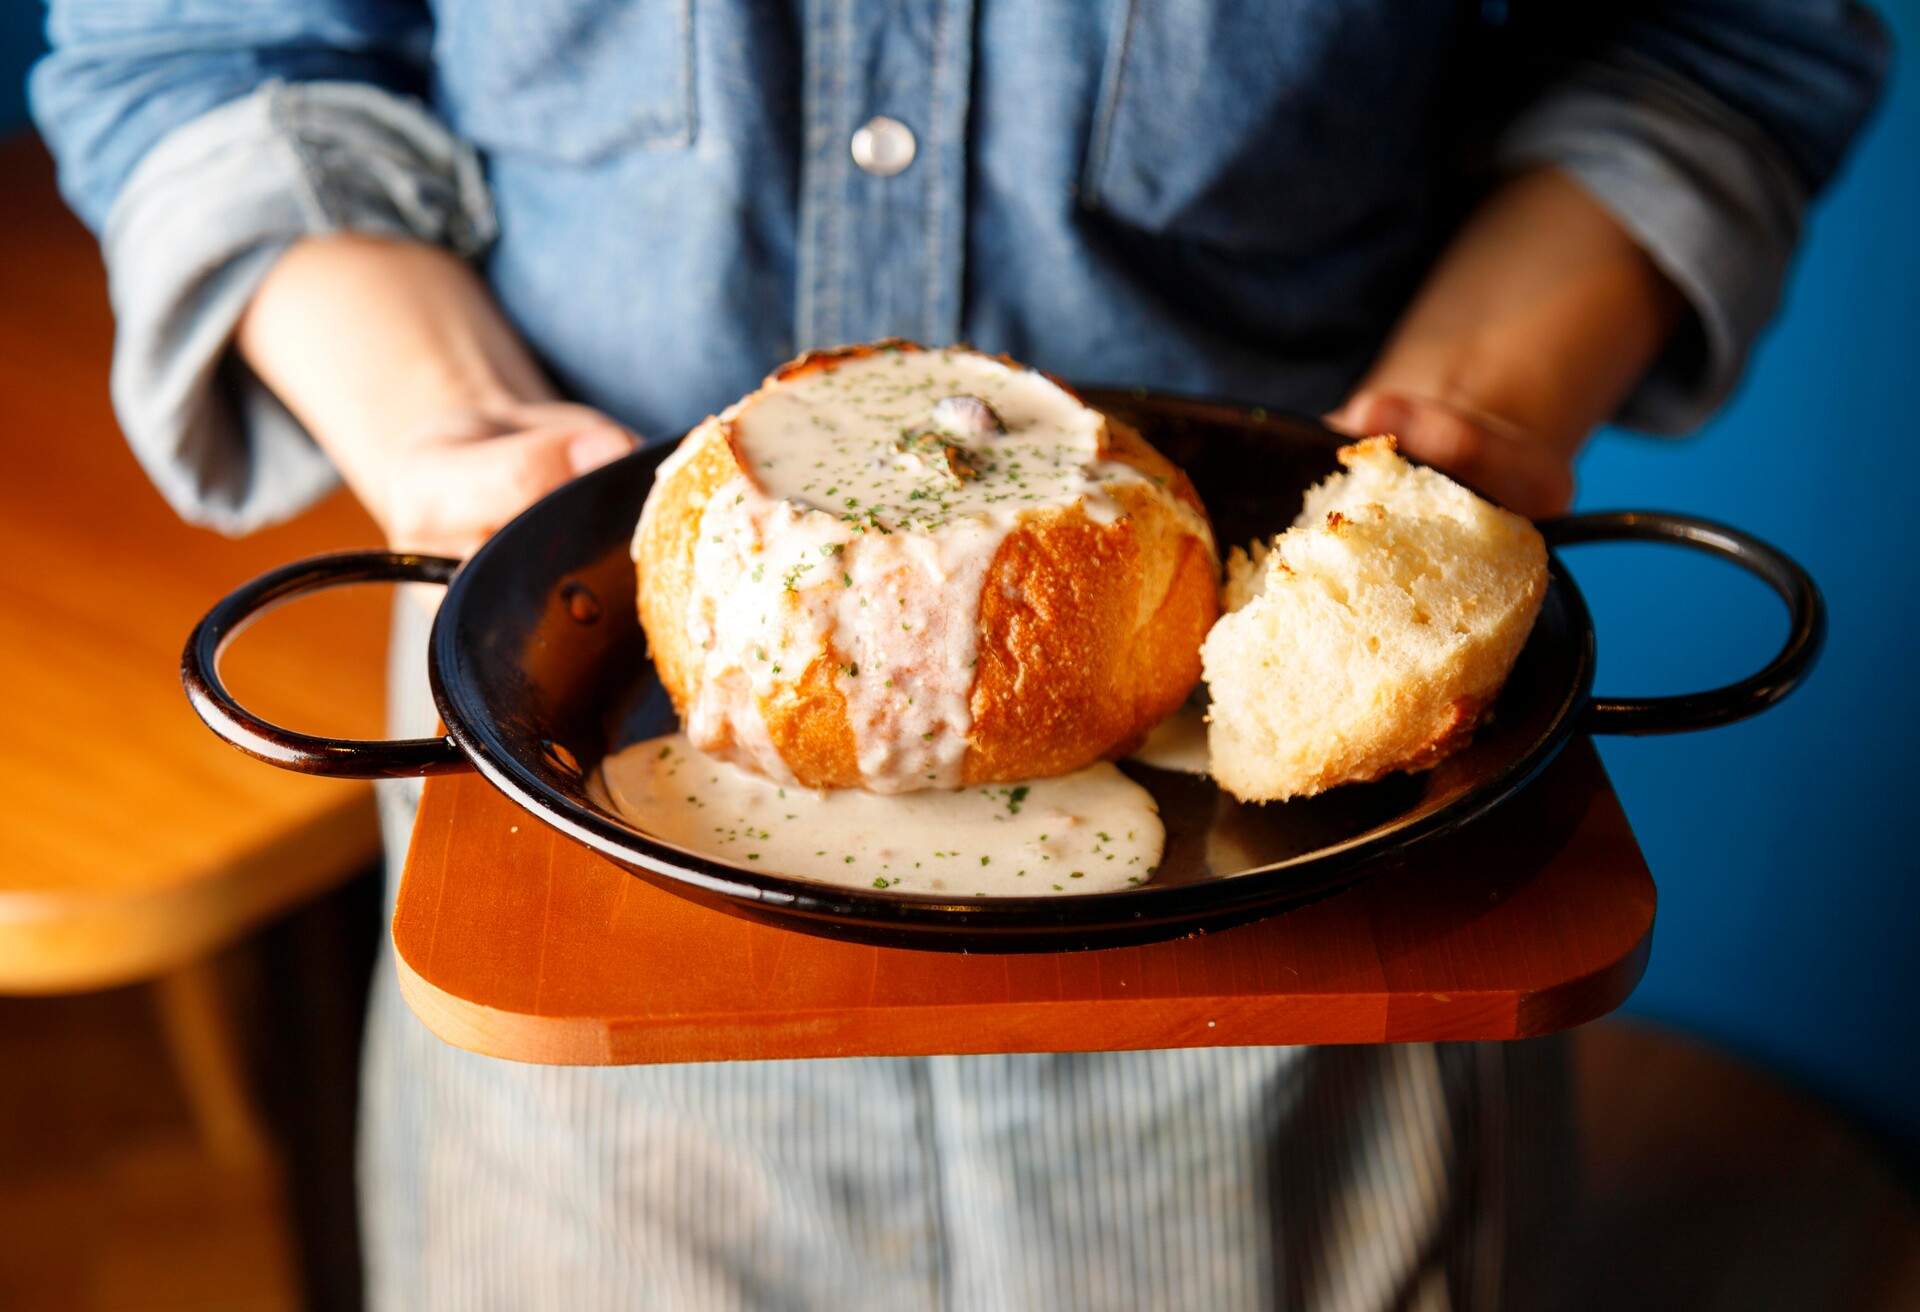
[182,550,470,777]
[1541,511,1825,735]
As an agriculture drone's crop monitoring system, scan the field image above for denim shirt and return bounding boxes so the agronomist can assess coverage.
[29,1,1889,533]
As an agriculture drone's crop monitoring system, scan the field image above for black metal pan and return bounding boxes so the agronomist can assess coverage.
[183,393,1823,951]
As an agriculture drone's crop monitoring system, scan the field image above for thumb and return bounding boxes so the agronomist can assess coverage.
[1326,390,1571,518]
[560,423,640,476]
[1324,391,1412,440]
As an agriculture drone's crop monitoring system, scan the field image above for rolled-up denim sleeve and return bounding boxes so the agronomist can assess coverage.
[1496,3,1891,433]
[93,84,494,532]
[29,4,494,532]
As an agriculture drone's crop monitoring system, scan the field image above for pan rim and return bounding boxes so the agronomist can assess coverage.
[428,391,1597,948]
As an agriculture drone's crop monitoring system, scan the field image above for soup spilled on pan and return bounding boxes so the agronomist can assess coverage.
[1128,702,1210,776]
[595,734,1163,896]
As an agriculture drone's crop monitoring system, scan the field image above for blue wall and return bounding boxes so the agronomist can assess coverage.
[1573,0,1917,1150]
[4,8,1914,1142]
[0,7,41,130]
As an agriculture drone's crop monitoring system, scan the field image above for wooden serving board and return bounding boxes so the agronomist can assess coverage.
[392,737,1654,1064]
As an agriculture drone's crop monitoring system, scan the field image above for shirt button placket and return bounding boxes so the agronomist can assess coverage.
[795,0,970,349]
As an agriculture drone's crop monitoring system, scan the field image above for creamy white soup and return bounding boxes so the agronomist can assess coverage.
[597,733,1165,896]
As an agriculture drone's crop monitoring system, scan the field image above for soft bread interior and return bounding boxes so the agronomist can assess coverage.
[1202,437,1547,803]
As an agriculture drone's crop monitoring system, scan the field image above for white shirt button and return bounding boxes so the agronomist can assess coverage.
[851,116,916,177]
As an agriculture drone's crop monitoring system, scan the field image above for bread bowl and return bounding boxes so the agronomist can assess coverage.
[633,342,1218,793]
[1202,436,1547,802]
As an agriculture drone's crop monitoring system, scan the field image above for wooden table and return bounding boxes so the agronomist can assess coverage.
[0,136,391,995]
[395,738,1656,1064]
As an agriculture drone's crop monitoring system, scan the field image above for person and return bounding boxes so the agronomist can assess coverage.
[31,3,1887,1307]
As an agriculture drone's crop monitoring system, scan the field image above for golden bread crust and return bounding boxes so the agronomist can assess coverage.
[761,651,864,789]
[633,419,733,725]
[964,481,1214,784]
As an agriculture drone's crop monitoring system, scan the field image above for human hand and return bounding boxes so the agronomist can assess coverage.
[362,400,637,556]
[233,235,641,556]
[1323,170,1683,521]
[1325,390,1574,520]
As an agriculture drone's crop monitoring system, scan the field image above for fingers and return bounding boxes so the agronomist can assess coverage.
[489,400,636,437]
[384,418,638,555]
[1326,390,1573,519]
[563,425,639,474]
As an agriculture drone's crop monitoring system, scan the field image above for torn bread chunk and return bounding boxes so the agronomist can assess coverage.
[1202,436,1547,803]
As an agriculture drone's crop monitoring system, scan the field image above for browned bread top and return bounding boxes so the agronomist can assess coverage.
[633,342,1218,792]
